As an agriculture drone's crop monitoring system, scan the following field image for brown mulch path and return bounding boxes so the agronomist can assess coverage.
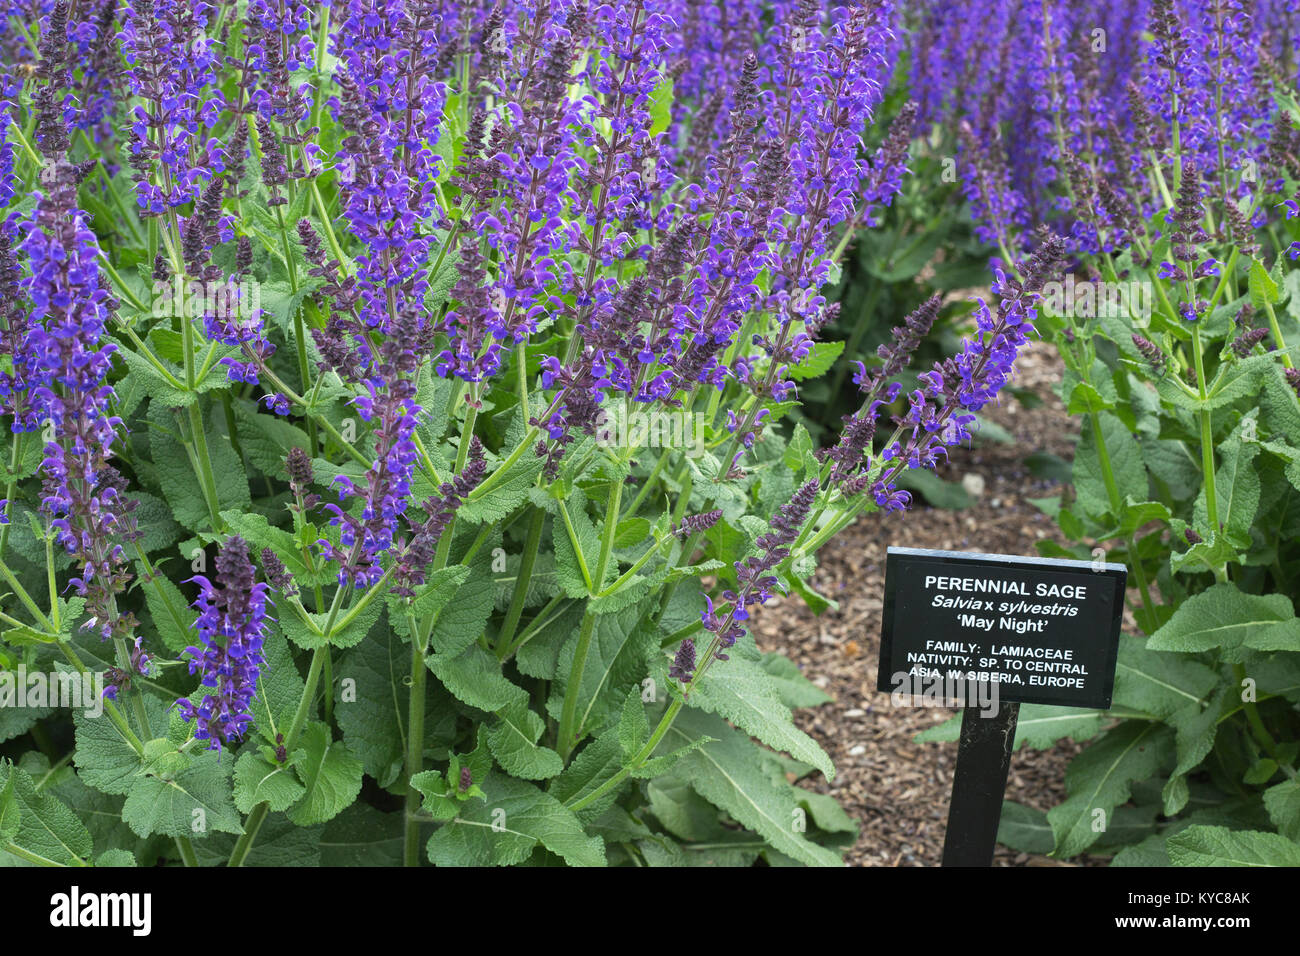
[752,340,1099,867]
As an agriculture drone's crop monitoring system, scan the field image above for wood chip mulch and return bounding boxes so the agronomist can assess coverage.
[752,340,1104,867]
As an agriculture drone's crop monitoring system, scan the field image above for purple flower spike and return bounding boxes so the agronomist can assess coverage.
[175,536,272,751]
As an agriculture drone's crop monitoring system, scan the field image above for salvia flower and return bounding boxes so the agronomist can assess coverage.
[698,479,819,667]
[674,509,722,538]
[1230,327,1268,357]
[22,159,134,641]
[103,637,153,700]
[1132,334,1168,375]
[668,637,697,682]
[261,547,297,597]
[175,536,271,750]
[118,0,228,215]
[390,437,488,598]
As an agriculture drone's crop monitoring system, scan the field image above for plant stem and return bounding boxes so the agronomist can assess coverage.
[567,698,683,813]
[228,644,328,867]
[0,432,24,560]
[495,506,545,657]
[226,804,269,869]
[402,398,481,865]
[557,477,624,760]
[403,609,428,867]
[1191,329,1222,539]
[174,837,198,867]
[1263,299,1294,370]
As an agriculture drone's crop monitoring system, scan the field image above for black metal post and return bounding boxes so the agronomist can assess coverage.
[941,700,1020,866]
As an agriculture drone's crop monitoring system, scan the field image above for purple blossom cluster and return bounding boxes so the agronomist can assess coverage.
[885,234,1065,491]
[20,160,136,641]
[176,536,272,750]
[118,0,229,215]
[674,478,820,683]
[0,2,1065,762]
[911,0,1289,261]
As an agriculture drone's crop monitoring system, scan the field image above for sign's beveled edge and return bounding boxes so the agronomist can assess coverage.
[875,548,1129,710]
[885,545,1128,575]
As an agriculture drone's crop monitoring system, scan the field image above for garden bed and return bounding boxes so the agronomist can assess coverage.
[754,341,1103,866]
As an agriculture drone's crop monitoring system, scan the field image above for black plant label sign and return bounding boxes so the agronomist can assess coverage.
[876,547,1128,710]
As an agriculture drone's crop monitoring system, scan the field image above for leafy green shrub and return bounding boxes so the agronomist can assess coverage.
[914,0,1300,865]
[0,0,1043,868]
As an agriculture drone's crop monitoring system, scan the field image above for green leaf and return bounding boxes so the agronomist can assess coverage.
[997,801,1054,855]
[549,599,657,739]
[414,365,455,446]
[428,643,529,713]
[1169,524,1244,576]
[0,766,16,844]
[147,401,251,531]
[661,709,844,867]
[95,849,137,867]
[1263,780,1300,842]
[45,766,141,859]
[320,803,404,866]
[612,516,651,549]
[233,752,305,814]
[121,750,244,838]
[287,722,364,826]
[486,699,564,781]
[1073,413,1145,520]
[630,733,712,779]
[783,424,814,471]
[230,400,312,479]
[915,703,1110,750]
[1193,431,1260,543]
[617,687,649,761]
[192,812,322,866]
[786,340,844,381]
[758,652,833,707]
[131,491,183,555]
[425,771,606,867]
[1147,582,1300,655]
[677,653,835,780]
[796,788,858,836]
[220,510,330,587]
[457,443,544,525]
[250,629,305,744]
[336,622,457,787]
[647,74,674,137]
[1067,381,1115,414]
[73,696,167,796]
[514,599,585,680]
[280,593,383,651]
[1249,257,1280,309]
[547,728,624,821]
[1114,498,1172,538]
[1046,722,1174,858]
[553,494,602,597]
[115,344,232,408]
[1168,825,1300,866]
[897,468,971,510]
[1113,638,1219,718]
[425,558,491,657]
[137,570,194,655]
[0,761,93,866]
